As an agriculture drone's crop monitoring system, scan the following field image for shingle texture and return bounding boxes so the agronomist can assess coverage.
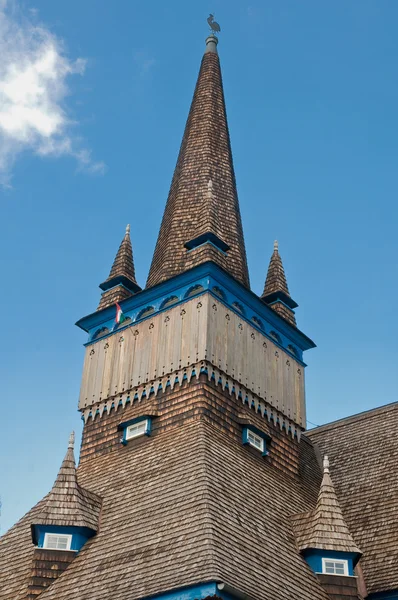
[308,402,398,596]
[105,225,137,285]
[262,241,290,298]
[33,435,101,532]
[262,241,296,326]
[0,383,330,600]
[98,225,139,310]
[146,45,250,289]
[292,457,361,554]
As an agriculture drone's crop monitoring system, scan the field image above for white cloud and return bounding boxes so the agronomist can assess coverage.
[0,1,104,186]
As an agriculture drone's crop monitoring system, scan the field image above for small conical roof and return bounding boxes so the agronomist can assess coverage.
[292,456,362,555]
[262,241,297,326]
[102,224,138,289]
[262,240,290,298]
[146,34,249,289]
[98,225,141,311]
[32,432,101,537]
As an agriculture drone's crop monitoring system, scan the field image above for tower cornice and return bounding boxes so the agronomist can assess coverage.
[76,261,315,356]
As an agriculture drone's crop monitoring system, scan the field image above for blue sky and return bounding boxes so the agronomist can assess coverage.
[1,0,397,533]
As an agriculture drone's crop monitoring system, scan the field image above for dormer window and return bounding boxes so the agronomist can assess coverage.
[43,533,72,551]
[247,430,264,452]
[119,416,152,445]
[242,426,270,456]
[125,419,150,441]
[322,558,348,576]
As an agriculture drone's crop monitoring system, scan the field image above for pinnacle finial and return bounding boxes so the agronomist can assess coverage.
[323,455,330,473]
[126,224,130,235]
[274,240,278,252]
[68,431,75,449]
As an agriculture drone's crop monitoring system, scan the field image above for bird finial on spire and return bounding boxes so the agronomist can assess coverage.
[323,455,330,473]
[207,13,221,33]
[68,431,75,449]
[274,240,278,252]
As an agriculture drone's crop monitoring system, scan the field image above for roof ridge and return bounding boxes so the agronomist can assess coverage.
[308,401,398,436]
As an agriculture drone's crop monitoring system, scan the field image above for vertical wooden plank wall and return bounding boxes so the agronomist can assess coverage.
[79,295,305,426]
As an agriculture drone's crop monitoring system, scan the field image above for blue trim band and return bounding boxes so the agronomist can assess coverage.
[77,262,315,363]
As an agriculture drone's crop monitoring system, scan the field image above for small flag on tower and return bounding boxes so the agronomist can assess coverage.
[114,302,126,328]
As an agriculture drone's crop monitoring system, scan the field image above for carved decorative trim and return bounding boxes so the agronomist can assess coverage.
[81,360,302,441]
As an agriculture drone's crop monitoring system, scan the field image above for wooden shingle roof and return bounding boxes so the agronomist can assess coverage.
[98,224,140,310]
[292,456,361,554]
[32,432,101,533]
[262,240,290,299]
[0,415,329,600]
[104,225,137,285]
[308,402,398,596]
[146,37,250,290]
[261,241,297,326]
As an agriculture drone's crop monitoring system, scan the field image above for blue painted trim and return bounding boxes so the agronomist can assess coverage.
[303,549,358,576]
[32,525,94,552]
[120,416,152,445]
[76,262,315,361]
[367,591,398,600]
[140,581,234,600]
[185,231,230,252]
[262,290,298,310]
[99,275,141,293]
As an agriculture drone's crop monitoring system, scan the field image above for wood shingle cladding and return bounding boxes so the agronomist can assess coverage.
[292,457,361,554]
[32,435,101,532]
[261,241,297,327]
[308,402,398,597]
[98,224,141,310]
[0,383,331,600]
[2,25,397,600]
[146,41,250,290]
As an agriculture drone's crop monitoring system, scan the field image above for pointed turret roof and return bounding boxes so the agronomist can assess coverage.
[146,34,250,289]
[32,432,101,539]
[105,224,137,285]
[262,241,297,326]
[292,456,362,555]
[98,224,141,310]
[262,241,290,298]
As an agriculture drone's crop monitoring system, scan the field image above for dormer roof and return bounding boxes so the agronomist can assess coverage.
[292,456,361,555]
[31,433,101,541]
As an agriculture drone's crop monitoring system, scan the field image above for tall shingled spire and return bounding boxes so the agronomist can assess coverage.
[98,224,141,310]
[146,34,250,289]
[293,456,361,556]
[261,241,297,327]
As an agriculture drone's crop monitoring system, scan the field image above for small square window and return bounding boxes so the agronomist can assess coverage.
[247,430,264,452]
[242,427,268,455]
[125,419,149,440]
[322,558,348,576]
[43,533,72,551]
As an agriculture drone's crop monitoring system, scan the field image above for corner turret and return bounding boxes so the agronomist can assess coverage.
[262,241,297,326]
[98,224,141,310]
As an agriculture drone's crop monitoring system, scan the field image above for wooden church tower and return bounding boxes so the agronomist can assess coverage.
[3,25,397,600]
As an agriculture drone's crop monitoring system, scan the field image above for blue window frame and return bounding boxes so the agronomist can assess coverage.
[242,426,270,456]
[119,416,152,445]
